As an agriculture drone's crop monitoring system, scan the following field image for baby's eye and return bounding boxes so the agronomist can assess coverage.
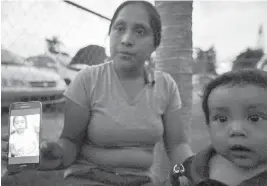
[248,114,264,123]
[213,115,228,123]
[136,28,146,36]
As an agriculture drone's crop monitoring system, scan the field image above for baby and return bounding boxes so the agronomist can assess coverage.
[171,69,267,186]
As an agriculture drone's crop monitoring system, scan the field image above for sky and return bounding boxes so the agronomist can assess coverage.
[1,0,267,73]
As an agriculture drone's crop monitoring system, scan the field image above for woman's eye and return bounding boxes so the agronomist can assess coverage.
[248,114,264,123]
[115,26,124,32]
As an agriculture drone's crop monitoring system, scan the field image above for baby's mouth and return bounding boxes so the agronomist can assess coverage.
[229,145,252,157]
[230,145,251,152]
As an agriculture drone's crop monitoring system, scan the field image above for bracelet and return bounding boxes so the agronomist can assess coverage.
[170,155,196,185]
[173,163,185,176]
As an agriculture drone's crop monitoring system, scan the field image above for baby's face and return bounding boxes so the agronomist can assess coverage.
[13,116,26,133]
[207,85,267,169]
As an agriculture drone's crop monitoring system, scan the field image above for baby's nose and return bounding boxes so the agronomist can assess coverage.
[228,121,247,137]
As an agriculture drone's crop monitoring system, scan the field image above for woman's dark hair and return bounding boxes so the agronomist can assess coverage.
[13,116,28,129]
[202,69,267,125]
[108,1,162,48]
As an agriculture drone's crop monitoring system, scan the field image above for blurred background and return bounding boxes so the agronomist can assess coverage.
[1,0,267,185]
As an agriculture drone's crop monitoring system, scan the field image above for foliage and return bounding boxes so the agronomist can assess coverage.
[232,48,264,70]
[194,46,217,75]
[45,36,63,55]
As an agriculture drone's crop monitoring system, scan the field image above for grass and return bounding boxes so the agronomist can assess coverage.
[1,88,210,186]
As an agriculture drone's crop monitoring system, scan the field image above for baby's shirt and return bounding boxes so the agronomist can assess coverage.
[171,145,267,186]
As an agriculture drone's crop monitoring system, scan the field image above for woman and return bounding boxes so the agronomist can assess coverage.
[2,1,193,185]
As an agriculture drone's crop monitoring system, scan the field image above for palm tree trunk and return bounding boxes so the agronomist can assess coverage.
[152,1,193,184]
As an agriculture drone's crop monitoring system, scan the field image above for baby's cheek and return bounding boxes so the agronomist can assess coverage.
[210,137,228,154]
[256,143,267,160]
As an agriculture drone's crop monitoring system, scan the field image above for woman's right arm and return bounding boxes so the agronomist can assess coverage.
[57,97,90,168]
[42,67,92,170]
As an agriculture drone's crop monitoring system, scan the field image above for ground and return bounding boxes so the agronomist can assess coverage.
[1,88,210,186]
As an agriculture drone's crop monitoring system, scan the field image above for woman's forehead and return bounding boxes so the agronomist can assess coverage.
[114,4,150,27]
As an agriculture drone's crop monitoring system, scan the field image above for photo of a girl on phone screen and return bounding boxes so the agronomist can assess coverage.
[9,116,39,157]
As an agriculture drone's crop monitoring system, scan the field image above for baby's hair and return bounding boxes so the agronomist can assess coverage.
[12,116,28,129]
[202,69,267,125]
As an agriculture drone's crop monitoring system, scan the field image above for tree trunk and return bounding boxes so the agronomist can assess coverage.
[152,1,193,184]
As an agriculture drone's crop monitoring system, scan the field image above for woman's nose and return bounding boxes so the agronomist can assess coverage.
[121,31,134,47]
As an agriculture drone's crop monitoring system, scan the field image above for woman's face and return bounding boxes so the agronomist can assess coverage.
[109,4,155,70]
[13,116,27,133]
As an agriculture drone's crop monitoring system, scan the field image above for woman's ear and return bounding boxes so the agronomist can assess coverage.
[148,51,156,68]
[151,51,156,60]
[104,35,111,57]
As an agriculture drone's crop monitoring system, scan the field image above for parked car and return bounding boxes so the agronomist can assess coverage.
[1,49,66,108]
[27,55,58,72]
[27,54,78,85]
[256,54,267,71]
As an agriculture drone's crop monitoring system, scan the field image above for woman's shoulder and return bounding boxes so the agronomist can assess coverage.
[154,70,177,89]
[76,61,112,80]
[80,60,111,73]
[154,70,174,82]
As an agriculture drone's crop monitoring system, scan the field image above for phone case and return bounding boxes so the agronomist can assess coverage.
[7,101,42,173]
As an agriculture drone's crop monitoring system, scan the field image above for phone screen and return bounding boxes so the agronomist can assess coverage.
[8,108,41,165]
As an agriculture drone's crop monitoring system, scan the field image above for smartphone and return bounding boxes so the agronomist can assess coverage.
[7,101,42,173]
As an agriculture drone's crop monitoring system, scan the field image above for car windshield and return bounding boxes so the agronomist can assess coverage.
[29,56,56,66]
[1,49,28,66]
[28,54,71,68]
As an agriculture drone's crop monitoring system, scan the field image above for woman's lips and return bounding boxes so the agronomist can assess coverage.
[118,52,134,60]
[119,52,134,56]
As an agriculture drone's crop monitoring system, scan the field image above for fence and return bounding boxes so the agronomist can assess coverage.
[1,1,111,186]
[2,1,211,186]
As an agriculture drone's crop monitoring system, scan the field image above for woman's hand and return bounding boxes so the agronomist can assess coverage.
[39,140,64,171]
[1,132,64,177]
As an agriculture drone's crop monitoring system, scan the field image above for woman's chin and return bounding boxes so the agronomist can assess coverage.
[115,59,138,71]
